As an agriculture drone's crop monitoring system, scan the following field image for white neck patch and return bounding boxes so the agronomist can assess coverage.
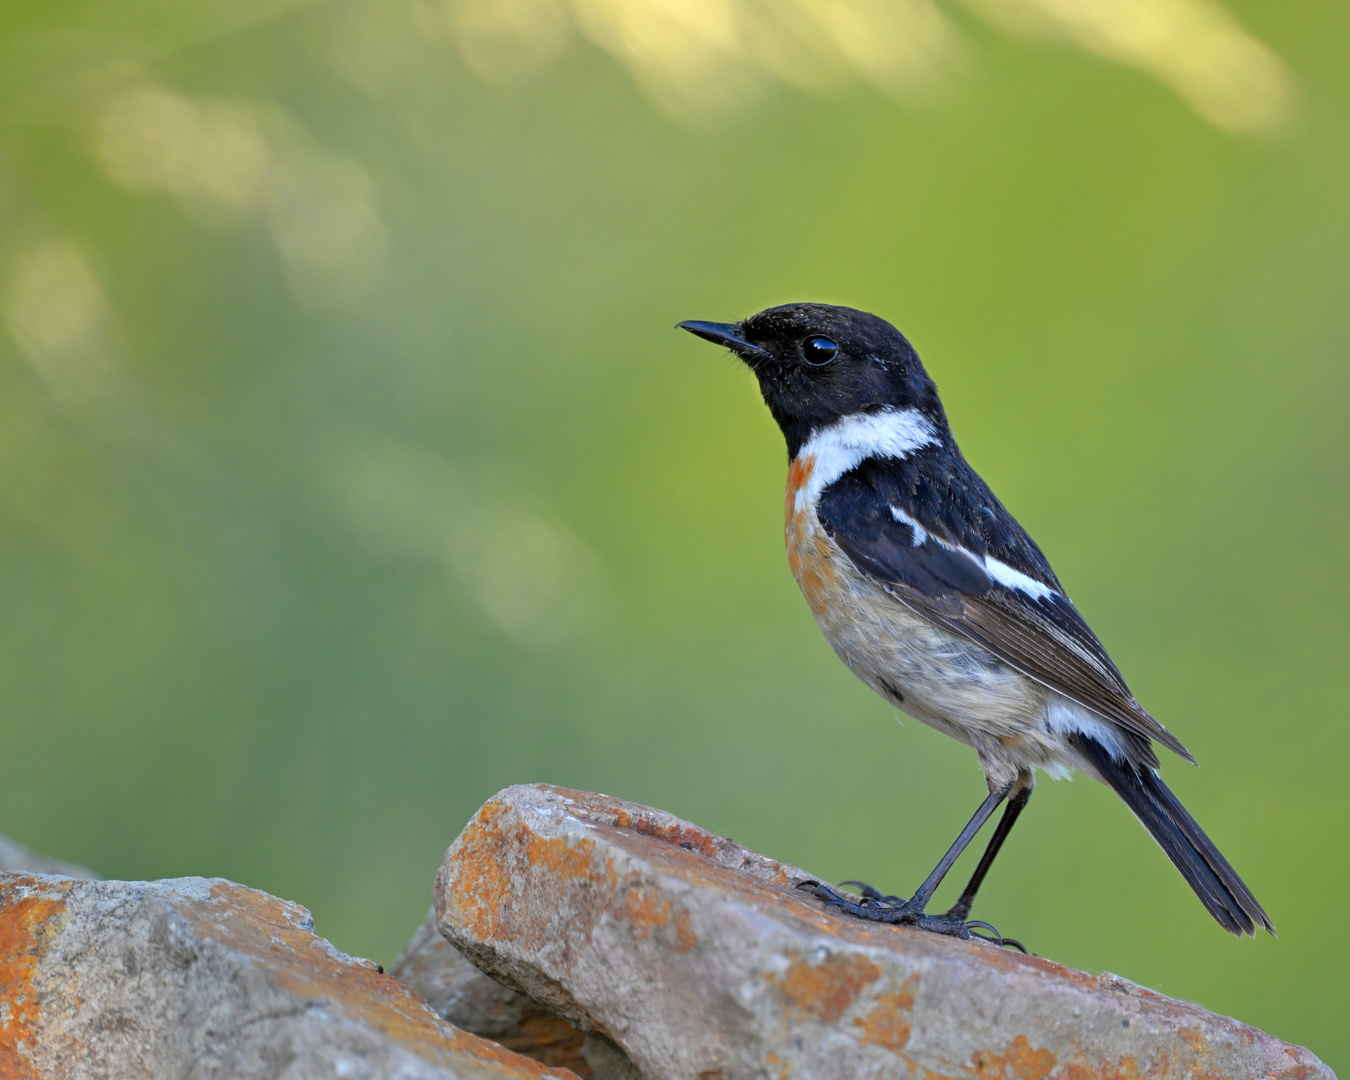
[793,407,939,513]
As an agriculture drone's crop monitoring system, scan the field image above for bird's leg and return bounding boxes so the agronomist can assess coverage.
[944,771,1034,923]
[806,780,1014,939]
[901,781,1011,913]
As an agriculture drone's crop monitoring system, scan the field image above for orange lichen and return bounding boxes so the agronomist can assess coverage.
[182,882,578,1079]
[631,817,719,858]
[444,799,518,941]
[622,883,671,940]
[525,834,597,885]
[971,1035,1059,1080]
[673,908,697,952]
[618,882,697,952]
[776,951,881,1024]
[855,973,919,1053]
[446,797,605,948]
[1055,1054,1141,1080]
[0,879,69,1080]
[607,808,720,859]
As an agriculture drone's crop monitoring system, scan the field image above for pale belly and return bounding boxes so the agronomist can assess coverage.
[785,491,1081,786]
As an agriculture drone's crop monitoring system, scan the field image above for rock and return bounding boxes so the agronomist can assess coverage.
[0,832,97,878]
[0,873,579,1080]
[393,909,641,1080]
[434,784,1334,1080]
[395,909,543,1039]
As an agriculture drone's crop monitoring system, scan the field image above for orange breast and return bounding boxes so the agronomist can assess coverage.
[783,455,839,617]
[785,454,814,530]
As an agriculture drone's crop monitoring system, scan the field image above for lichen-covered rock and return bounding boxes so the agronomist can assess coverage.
[434,784,1334,1080]
[0,873,579,1080]
[393,909,641,1080]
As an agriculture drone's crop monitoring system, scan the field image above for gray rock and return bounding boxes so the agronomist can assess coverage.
[395,908,543,1037]
[393,908,642,1080]
[434,784,1335,1080]
[0,872,579,1079]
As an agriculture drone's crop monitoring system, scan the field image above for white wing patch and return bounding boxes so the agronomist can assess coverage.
[891,505,1058,601]
[888,505,928,546]
[793,408,938,513]
[983,555,1057,600]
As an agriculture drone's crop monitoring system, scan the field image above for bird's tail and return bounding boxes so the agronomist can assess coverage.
[1069,734,1273,937]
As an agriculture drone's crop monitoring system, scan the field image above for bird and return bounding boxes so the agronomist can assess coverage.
[678,302,1272,942]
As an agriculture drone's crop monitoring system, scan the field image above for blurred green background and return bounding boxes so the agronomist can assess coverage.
[1,0,1346,1067]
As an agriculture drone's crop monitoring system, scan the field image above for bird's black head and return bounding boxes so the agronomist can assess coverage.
[679,303,946,458]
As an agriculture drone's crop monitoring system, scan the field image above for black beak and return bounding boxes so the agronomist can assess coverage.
[677,320,768,363]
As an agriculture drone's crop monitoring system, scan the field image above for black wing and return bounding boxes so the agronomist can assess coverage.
[817,453,1193,766]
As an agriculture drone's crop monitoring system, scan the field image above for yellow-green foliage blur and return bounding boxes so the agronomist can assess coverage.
[1,0,1346,1067]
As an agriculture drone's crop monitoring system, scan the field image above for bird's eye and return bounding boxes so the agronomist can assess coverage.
[801,335,838,366]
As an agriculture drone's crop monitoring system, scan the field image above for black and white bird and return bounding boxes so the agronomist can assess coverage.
[680,302,1272,942]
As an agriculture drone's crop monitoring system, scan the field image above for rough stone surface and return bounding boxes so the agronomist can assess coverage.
[0,873,579,1080]
[0,833,97,879]
[435,784,1335,1080]
[394,909,641,1080]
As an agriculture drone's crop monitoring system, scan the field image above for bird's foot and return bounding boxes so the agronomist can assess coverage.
[800,880,1027,952]
[840,879,905,905]
[961,920,1027,952]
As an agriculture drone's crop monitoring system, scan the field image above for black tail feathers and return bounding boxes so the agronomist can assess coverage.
[1070,734,1273,937]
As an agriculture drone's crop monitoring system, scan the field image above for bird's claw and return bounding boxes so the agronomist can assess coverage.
[840,880,905,905]
[798,880,1027,951]
[962,920,1028,953]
